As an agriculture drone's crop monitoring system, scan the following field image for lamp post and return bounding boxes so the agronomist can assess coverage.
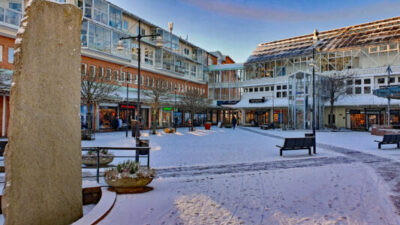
[117,20,162,140]
[174,87,177,131]
[119,65,129,138]
[387,65,393,126]
[309,29,320,154]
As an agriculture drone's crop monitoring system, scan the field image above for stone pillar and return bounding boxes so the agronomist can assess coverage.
[2,1,82,224]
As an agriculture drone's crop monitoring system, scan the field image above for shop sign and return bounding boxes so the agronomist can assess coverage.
[163,107,173,111]
[349,110,360,114]
[249,97,265,103]
[120,104,136,109]
[217,100,239,106]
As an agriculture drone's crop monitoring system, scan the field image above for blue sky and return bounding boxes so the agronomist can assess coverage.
[109,0,400,63]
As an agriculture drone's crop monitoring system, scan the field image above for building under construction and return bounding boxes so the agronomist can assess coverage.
[233,16,400,130]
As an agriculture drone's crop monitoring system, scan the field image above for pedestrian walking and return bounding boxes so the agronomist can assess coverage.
[232,116,237,129]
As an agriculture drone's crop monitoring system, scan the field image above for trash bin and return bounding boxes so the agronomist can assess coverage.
[135,139,149,162]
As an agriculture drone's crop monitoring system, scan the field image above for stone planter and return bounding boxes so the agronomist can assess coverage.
[104,171,154,193]
[82,154,114,167]
[204,122,211,130]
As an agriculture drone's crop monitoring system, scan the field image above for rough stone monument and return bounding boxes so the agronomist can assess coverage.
[2,0,83,224]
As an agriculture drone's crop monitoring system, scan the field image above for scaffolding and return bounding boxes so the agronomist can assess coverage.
[288,72,328,129]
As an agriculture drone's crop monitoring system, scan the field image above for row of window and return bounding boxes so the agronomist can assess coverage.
[0,45,14,64]
[81,63,206,94]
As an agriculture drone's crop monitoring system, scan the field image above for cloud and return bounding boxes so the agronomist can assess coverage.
[179,0,400,22]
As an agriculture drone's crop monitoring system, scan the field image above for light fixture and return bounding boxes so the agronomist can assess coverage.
[117,40,124,51]
[156,36,163,47]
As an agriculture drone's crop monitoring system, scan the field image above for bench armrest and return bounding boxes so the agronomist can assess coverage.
[276,145,283,148]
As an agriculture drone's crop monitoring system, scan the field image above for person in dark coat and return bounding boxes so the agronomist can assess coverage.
[111,117,119,130]
[232,116,237,129]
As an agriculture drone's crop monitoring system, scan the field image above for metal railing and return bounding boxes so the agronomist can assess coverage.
[82,146,151,183]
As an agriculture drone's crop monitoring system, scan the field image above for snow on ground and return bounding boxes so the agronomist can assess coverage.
[99,163,398,225]
[82,127,341,169]
[85,126,400,224]
[245,127,400,162]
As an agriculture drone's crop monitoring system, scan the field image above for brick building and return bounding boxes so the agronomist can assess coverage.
[0,0,226,135]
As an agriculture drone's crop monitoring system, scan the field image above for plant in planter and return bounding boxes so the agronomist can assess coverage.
[204,121,212,130]
[82,149,114,166]
[105,160,156,193]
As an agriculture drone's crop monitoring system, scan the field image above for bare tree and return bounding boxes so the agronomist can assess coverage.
[81,68,119,139]
[143,78,170,134]
[179,88,209,131]
[319,72,353,128]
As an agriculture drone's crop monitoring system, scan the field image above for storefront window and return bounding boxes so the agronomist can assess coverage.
[100,107,117,129]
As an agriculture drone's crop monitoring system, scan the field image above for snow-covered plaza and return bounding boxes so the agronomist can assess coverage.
[83,127,400,225]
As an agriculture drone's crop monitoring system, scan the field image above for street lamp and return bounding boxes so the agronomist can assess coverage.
[117,20,163,140]
[309,29,320,154]
[174,87,177,131]
[387,65,392,126]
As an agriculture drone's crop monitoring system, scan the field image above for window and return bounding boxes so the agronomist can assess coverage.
[81,63,87,75]
[89,65,96,77]
[93,0,108,24]
[355,79,361,85]
[346,87,353,95]
[127,73,132,83]
[389,77,395,84]
[123,20,128,31]
[364,86,371,94]
[277,85,281,90]
[282,92,287,98]
[249,88,253,92]
[254,87,258,92]
[260,87,264,92]
[120,72,125,82]
[113,70,119,81]
[5,8,21,26]
[347,80,353,85]
[276,92,281,98]
[191,65,196,77]
[0,8,4,23]
[98,67,104,78]
[106,69,112,80]
[84,0,92,18]
[271,86,274,91]
[81,20,88,47]
[282,85,287,90]
[88,22,111,53]
[109,6,122,29]
[355,87,362,94]
[8,48,13,63]
[144,48,154,65]
[378,78,385,84]
[369,46,378,53]
[364,78,371,84]
[265,86,269,91]
[389,43,398,51]
[184,48,190,56]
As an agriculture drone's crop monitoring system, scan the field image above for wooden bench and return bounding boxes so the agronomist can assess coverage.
[276,137,314,156]
[375,134,400,149]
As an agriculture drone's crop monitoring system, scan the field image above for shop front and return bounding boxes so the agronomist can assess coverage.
[347,108,385,130]
[99,106,118,129]
[118,103,136,127]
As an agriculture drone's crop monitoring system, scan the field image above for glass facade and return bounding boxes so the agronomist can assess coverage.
[0,0,22,27]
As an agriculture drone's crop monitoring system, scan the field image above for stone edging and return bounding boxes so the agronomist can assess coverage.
[72,187,117,225]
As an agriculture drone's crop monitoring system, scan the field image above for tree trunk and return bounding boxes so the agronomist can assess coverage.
[190,112,195,131]
[151,109,157,135]
[329,99,334,128]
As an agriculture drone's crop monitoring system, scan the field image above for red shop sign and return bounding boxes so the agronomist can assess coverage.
[120,105,136,109]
